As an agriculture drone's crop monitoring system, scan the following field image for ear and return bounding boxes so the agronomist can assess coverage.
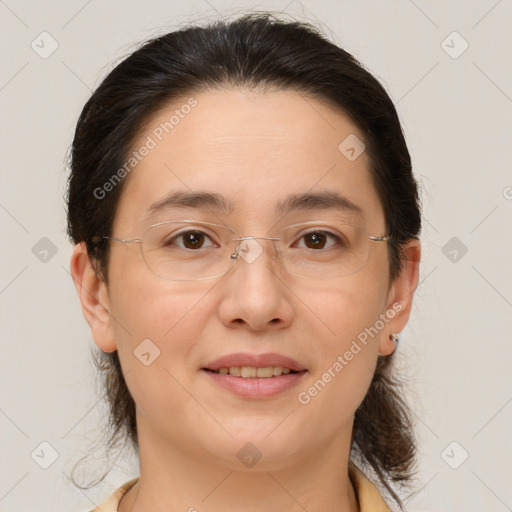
[379,239,421,356]
[69,242,117,353]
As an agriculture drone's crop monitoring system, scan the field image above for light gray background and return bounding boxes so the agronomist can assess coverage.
[1,1,511,511]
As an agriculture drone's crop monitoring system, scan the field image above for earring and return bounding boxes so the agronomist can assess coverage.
[390,333,399,345]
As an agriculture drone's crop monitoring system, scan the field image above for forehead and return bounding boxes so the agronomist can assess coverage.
[114,87,384,231]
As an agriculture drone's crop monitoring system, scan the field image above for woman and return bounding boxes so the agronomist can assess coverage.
[67,12,421,512]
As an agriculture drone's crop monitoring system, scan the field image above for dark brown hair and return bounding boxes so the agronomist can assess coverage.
[66,12,421,507]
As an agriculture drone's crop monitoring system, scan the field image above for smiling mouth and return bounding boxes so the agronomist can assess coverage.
[203,366,301,378]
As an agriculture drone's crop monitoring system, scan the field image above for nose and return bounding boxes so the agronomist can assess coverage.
[217,237,294,332]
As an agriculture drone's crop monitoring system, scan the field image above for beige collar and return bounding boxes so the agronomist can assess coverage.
[90,465,391,512]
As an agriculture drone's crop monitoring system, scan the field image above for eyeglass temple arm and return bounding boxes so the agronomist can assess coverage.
[101,236,142,244]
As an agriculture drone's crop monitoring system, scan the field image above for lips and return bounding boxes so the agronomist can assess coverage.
[203,352,307,373]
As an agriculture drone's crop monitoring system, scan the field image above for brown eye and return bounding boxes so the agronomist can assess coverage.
[303,232,328,249]
[181,231,206,249]
[165,230,215,250]
[296,230,342,250]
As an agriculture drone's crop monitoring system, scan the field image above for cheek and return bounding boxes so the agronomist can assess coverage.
[107,281,218,447]
[293,276,386,422]
[295,271,388,351]
[108,252,211,346]
[107,266,212,402]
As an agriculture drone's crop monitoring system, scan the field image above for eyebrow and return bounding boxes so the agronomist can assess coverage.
[143,190,363,219]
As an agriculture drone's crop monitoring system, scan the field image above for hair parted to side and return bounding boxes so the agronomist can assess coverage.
[66,12,421,508]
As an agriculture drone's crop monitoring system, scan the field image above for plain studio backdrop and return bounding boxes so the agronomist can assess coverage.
[1,1,511,511]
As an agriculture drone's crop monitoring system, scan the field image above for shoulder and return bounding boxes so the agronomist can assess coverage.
[87,478,139,512]
[349,464,391,512]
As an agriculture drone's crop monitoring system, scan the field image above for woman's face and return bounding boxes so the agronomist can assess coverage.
[77,87,417,471]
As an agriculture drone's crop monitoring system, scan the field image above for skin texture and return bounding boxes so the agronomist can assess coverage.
[70,88,420,512]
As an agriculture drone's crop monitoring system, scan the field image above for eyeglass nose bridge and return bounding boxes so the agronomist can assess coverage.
[229,236,281,263]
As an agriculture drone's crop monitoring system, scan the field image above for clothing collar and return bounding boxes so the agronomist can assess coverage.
[90,465,391,511]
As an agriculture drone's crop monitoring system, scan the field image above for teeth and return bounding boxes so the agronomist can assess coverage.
[229,366,241,377]
[214,366,296,378]
[257,367,274,378]
[241,367,257,378]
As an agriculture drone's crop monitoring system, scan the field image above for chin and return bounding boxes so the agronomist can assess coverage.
[199,426,303,469]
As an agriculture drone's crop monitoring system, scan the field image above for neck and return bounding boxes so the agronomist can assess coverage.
[119,414,359,512]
